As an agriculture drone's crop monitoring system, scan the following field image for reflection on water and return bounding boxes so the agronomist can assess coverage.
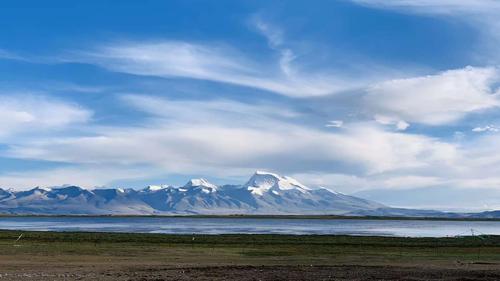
[0,216,499,237]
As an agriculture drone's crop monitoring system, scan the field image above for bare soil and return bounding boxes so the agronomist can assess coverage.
[1,264,500,281]
[0,231,499,280]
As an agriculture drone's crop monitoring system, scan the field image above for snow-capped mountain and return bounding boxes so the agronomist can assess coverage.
[0,171,439,216]
[184,178,218,193]
[0,188,13,201]
[143,185,171,192]
[245,171,310,196]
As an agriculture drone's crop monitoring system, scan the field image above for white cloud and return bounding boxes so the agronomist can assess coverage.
[71,40,359,98]
[278,49,296,77]
[289,172,372,193]
[365,66,500,126]
[5,94,500,194]
[396,121,410,131]
[472,125,499,133]
[351,0,500,15]
[350,0,500,62]
[251,17,284,48]
[251,16,297,76]
[3,95,459,185]
[121,94,302,125]
[374,115,410,131]
[293,131,500,192]
[0,49,24,60]
[292,172,443,193]
[0,94,92,138]
[378,175,443,189]
[0,165,159,190]
[6,125,453,181]
[325,120,343,128]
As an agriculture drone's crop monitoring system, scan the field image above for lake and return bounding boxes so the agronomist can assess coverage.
[0,216,499,237]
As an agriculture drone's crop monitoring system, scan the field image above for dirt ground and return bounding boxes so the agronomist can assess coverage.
[1,264,500,281]
[0,231,498,280]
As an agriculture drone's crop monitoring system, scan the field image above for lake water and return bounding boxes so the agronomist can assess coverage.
[0,216,499,237]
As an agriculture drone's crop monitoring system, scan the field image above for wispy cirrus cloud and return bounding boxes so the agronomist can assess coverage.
[0,49,22,60]
[68,40,365,98]
[350,0,500,62]
[250,15,296,76]
[121,94,302,125]
[351,0,500,15]
[2,10,500,202]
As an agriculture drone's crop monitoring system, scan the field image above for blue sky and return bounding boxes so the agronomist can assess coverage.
[2,0,500,210]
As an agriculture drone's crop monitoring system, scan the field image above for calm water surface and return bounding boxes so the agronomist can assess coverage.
[0,217,499,237]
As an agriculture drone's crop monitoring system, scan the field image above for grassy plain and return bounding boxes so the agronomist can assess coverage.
[0,230,498,280]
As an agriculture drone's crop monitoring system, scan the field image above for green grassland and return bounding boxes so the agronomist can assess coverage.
[0,230,498,267]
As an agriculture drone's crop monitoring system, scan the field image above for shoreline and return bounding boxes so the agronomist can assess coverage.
[0,213,499,221]
[0,229,498,245]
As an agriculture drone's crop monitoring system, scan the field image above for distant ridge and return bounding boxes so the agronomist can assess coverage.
[0,171,497,218]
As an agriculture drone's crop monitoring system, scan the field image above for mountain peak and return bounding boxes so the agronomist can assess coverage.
[34,186,52,192]
[245,171,310,196]
[53,185,84,191]
[184,178,218,193]
[318,186,345,195]
[0,188,13,199]
[143,185,170,192]
[52,185,93,197]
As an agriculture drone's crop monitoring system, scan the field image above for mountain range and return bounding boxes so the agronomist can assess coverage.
[0,171,498,218]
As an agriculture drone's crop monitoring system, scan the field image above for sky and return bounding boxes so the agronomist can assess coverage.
[1,0,500,211]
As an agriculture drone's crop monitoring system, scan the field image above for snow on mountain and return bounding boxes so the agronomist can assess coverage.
[14,187,52,202]
[0,171,388,215]
[184,178,218,193]
[143,185,171,192]
[0,188,13,201]
[245,171,310,196]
